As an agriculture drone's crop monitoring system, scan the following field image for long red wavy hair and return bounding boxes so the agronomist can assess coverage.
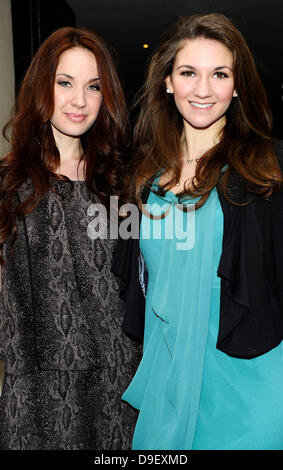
[0,27,129,262]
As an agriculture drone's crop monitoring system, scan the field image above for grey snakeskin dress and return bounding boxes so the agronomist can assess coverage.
[0,179,141,450]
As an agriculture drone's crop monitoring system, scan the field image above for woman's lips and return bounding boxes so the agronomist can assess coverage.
[189,101,215,111]
[65,113,87,122]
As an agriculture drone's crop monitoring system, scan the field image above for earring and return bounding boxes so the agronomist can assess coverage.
[233,92,238,97]
[166,88,171,94]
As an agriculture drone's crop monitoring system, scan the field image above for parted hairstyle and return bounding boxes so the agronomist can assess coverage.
[0,26,129,262]
[131,13,282,207]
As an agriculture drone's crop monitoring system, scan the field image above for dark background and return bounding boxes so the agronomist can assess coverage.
[11,0,283,137]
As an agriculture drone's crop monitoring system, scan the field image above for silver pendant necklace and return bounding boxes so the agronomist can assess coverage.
[176,158,199,186]
[185,158,200,165]
[175,157,200,186]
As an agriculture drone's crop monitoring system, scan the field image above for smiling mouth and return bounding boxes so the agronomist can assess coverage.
[190,102,214,109]
[65,113,87,122]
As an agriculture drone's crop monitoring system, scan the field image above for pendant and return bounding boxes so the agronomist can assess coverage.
[185,158,200,165]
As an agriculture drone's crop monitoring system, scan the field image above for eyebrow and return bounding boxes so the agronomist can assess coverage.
[176,65,233,71]
[55,73,100,81]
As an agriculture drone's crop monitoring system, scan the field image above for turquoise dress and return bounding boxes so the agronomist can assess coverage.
[122,184,283,450]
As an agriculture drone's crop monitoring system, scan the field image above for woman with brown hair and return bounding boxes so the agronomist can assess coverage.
[113,13,283,449]
[0,27,141,450]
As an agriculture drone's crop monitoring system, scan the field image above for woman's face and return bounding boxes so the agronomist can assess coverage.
[51,47,103,140]
[165,37,237,130]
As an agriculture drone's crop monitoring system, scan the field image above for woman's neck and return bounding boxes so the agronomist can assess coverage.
[52,125,85,181]
[158,115,226,194]
[182,115,226,161]
[52,126,83,161]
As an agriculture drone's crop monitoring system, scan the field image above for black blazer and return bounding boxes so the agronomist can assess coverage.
[112,142,283,359]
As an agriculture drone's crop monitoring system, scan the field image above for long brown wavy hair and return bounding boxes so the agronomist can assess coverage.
[0,27,129,261]
[131,13,282,207]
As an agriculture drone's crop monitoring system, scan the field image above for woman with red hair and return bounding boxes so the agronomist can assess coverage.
[0,27,141,450]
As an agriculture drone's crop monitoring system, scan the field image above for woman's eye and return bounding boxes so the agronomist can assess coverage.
[57,80,71,87]
[88,84,101,91]
[214,72,228,79]
[181,71,195,77]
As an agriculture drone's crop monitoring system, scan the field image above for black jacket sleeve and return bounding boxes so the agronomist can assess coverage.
[112,235,145,343]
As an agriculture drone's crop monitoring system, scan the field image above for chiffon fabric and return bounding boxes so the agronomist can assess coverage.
[122,185,283,450]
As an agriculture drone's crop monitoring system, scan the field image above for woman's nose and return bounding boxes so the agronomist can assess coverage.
[71,87,87,108]
[193,76,212,98]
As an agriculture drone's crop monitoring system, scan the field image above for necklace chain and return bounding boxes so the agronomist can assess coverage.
[175,157,200,186]
[185,158,200,165]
